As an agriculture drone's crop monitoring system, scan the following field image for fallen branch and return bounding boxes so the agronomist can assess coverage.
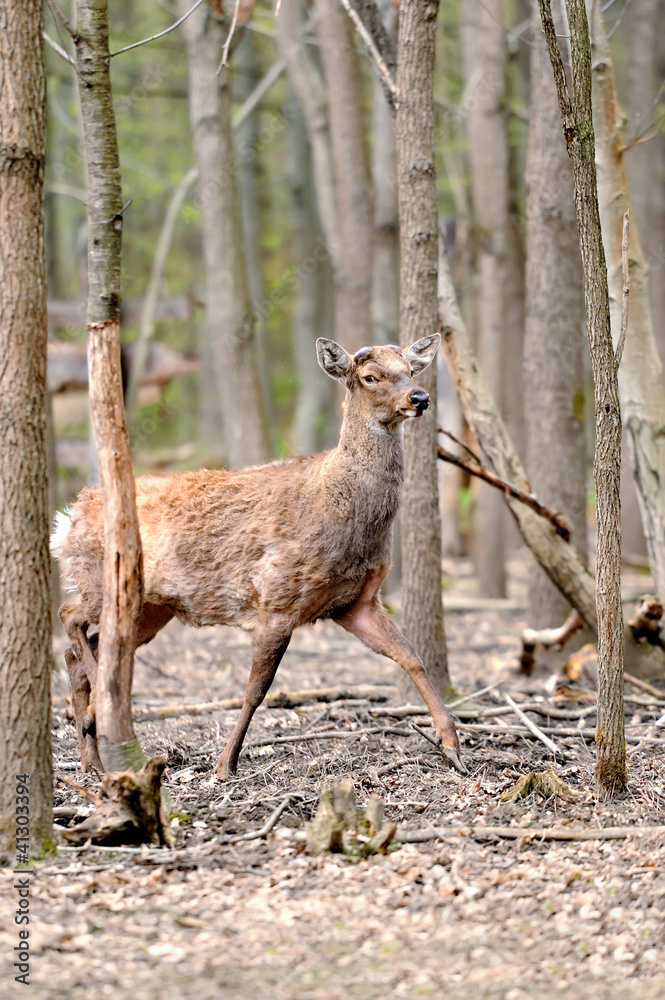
[458,721,665,746]
[624,670,665,699]
[133,685,395,722]
[395,823,665,843]
[519,611,585,674]
[628,595,665,649]
[220,795,292,844]
[505,695,559,755]
[247,726,412,749]
[437,444,571,541]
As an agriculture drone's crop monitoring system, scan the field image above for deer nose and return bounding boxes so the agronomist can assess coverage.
[409,388,430,412]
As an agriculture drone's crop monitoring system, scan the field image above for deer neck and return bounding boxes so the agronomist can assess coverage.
[332,393,405,489]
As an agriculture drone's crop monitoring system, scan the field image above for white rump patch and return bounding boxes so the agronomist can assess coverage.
[50,507,73,560]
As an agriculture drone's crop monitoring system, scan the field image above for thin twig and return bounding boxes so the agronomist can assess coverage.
[110,0,206,57]
[438,426,483,467]
[411,722,441,748]
[505,695,560,754]
[217,0,241,73]
[615,210,630,366]
[337,0,397,104]
[446,681,502,709]
[395,823,665,844]
[46,0,78,40]
[43,32,76,67]
[437,444,571,541]
[221,795,292,843]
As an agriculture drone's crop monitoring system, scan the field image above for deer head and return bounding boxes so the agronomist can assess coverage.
[316,335,440,428]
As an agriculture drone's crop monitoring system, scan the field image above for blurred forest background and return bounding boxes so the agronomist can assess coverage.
[45,0,665,617]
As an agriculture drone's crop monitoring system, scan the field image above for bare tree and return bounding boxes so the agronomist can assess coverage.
[539,0,626,797]
[460,0,510,597]
[314,0,374,352]
[589,0,665,605]
[73,0,145,772]
[179,0,268,469]
[371,0,399,344]
[0,0,53,861]
[396,0,451,699]
[524,0,587,630]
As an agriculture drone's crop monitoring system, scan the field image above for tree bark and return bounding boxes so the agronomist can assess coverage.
[524,0,587,629]
[460,0,509,597]
[371,0,399,345]
[314,0,373,352]
[179,0,268,470]
[589,0,665,604]
[0,0,53,862]
[396,0,451,700]
[286,99,332,455]
[74,0,145,772]
[539,0,626,797]
[276,0,339,258]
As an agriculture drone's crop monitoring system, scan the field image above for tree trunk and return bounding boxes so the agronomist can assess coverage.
[0,0,53,862]
[539,0,626,797]
[524,0,587,629]
[589,0,665,604]
[276,0,339,258]
[74,0,145,772]
[314,0,373,352]
[460,0,509,597]
[371,0,399,344]
[234,32,275,444]
[286,98,332,455]
[396,0,451,700]
[179,0,268,470]
[620,0,661,559]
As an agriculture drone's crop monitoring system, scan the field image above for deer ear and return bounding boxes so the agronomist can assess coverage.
[404,333,441,374]
[316,338,353,381]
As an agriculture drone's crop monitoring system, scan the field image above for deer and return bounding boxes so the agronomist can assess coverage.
[51,335,464,778]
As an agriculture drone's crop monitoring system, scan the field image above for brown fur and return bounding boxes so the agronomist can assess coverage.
[56,338,463,776]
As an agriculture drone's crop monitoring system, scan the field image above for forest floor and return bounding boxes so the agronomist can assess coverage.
[3,557,665,999]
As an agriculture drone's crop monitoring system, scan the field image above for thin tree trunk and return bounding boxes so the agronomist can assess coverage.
[276,0,339,258]
[287,99,331,455]
[0,0,53,862]
[626,0,665,363]
[589,0,665,604]
[396,0,451,700]
[460,0,509,597]
[524,0,587,629]
[620,0,660,559]
[74,0,145,772]
[371,0,399,344]
[235,32,275,444]
[179,0,268,470]
[314,0,373,351]
[539,0,626,797]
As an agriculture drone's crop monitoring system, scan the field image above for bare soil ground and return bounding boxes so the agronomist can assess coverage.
[3,559,665,999]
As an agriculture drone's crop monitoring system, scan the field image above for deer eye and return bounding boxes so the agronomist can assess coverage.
[363,374,377,384]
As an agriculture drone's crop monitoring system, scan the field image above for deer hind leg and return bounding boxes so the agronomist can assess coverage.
[217,620,292,778]
[334,595,466,774]
[64,646,104,773]
[59,597,102,769]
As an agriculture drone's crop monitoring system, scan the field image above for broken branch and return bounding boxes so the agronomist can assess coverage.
[505,695,559,755]
[437,443,571,541]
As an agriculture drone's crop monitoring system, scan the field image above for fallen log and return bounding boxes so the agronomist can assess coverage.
[133,684,396,722]
[395,823,665,843]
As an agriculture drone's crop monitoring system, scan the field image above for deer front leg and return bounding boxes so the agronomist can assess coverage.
[334,593,466,774]
[217,624,292,778]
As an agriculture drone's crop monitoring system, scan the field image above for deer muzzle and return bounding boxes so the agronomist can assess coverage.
[409,388,430,415]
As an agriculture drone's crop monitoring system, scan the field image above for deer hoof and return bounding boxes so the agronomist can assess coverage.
[441,745,467,775]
